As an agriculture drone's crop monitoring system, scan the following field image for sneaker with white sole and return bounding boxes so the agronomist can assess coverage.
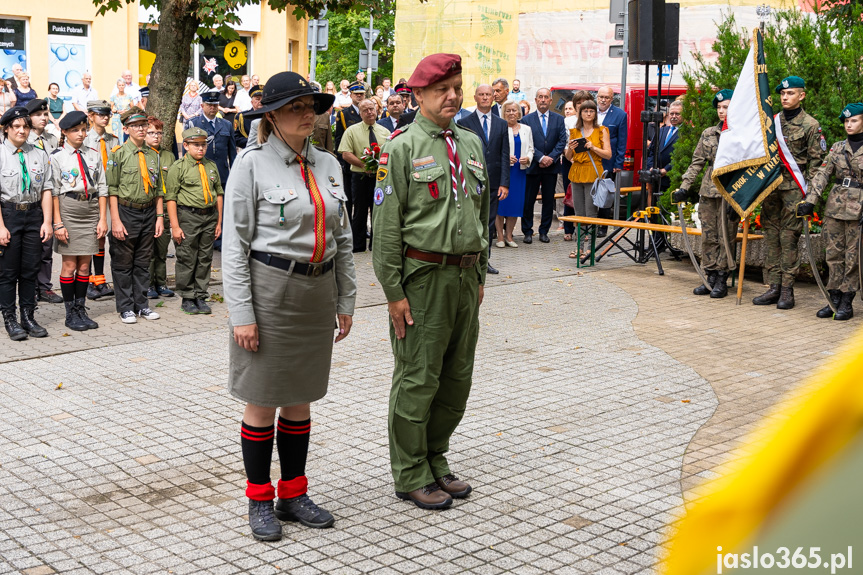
[120,310,137,324]
[138,308,160,321]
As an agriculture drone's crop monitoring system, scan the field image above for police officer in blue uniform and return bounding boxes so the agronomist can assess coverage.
[190,91,236,187]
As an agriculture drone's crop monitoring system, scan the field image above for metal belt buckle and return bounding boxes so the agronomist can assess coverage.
[310,264,324,277]
[842,177,852,188]
[16,203,28,211]
[459,254,478,268]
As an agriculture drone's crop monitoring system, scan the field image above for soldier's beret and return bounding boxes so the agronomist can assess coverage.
[0,106,30,127]
[249,84,264,98]
[202,91,221,104]
[408,53,462,89]
[839,102,863,120]
[348,81,366,93]
[395,82,412,94]
[25,98,49,115]
[182,126,208,141]
[87,100,111,114]
[712,89,733,108]
[120,107,148,125]
[59,111,88,131]
[775,76,805,93]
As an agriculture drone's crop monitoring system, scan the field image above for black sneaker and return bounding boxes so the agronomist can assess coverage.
[181,299,199,315]
[248,499,282,541]
[195,298,212,315]
[97,283,114,298]
[38,289,63,304]
[275,493,334,528]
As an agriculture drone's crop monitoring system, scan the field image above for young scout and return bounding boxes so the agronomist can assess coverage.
[83,99,119,300]
[672,89,740,298]
[25,98,63,304]
[144,116,176,299]
[796,102,863,321]
[753,76,825,309]
[166,127,223,315]
[106,107,164,324]
[372,54,489,510]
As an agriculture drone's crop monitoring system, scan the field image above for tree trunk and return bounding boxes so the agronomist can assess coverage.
[148,0,201,152]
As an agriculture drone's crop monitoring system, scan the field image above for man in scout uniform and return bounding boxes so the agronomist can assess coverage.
[25,98,62,305]
[144,116,176,299]
[372,53,489,511]
[753,76,825,309]
[84,99,118,300]
[673,89,740,298]
[106,107,164,324]
[234,84,263,149]
[796,102,863,320]
[190,90,236,187]
[166,127,223,315]
[334,81,366,218]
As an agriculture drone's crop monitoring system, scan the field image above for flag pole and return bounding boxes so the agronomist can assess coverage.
[736,218,750,305]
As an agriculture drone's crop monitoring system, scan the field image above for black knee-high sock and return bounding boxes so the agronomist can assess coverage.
[276,417,311,481]
[241,421,274,486]
[59,275,75,302]
[75,274,89,299]
[91,251,105,283]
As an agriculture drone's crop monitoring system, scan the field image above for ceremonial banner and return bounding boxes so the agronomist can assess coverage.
[712,29,783,219]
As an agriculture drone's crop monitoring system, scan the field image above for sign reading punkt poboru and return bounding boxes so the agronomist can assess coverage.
[48,22,89,37]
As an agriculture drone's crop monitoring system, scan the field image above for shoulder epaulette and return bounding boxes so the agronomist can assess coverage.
[314,145,337,159]
[388,125,410,140]
[339,111,347,130]
[50,147,63,155]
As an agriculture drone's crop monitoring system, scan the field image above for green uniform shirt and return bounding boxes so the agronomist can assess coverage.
[151,148,176,197]
[777,109,825,191]
[807,140,863,221]
[337,121,391,173]
[106,140,162,202]
[681,124,722,199]
[165,154,224,208]
[372,112,490,303]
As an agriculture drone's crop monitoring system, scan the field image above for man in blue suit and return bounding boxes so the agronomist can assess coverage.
[191,91,237,187]
[520,88,567,243]
[458,84,510,274]
[646,99,682,193]
[596,87,628,234]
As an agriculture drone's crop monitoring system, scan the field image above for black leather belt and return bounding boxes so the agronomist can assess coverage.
[66,192,96,201]
[841,177,862,189]
[178,204,216,215]
[250,250,334,277]
[117,198,155,209]
[1,201,39,211]
[405,247,481,268]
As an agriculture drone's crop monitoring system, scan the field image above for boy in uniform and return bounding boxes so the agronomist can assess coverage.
[84,100,118,299]
[144,116,176,299]
[106,107,164,323]
[165,127,223,315]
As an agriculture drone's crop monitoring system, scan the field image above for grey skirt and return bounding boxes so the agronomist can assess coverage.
[54,193,100,256]
[228,257,339,407]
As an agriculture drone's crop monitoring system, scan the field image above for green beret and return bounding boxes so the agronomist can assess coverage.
[182,126,208,141]
[120,107,148,126]
[712,89,733,108]
[839,102,863,120]
[775,76,805,93]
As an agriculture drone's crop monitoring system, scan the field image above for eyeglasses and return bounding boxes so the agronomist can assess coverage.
[286,100,316,115]
[127,124,148,130]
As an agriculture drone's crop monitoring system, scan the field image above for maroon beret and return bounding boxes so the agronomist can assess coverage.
[407,53,462,89]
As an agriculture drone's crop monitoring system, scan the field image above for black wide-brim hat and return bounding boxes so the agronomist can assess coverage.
[244,71,334,118]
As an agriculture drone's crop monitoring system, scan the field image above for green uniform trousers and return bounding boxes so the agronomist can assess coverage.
[388,258,481,493]
[699,196,741,272]
[823,216,861,293]
[149,219,171,287]
[761,187,804,287]
[174,208,218,300]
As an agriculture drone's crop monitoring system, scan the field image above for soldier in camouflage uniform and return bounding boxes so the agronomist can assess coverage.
[796,102,863,321]
[673,89,740,298]
[753,76,826,309]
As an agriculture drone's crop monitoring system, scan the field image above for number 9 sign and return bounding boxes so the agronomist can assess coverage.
[224,41,247,69]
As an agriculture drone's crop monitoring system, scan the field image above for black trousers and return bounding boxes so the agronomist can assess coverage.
[37,237,53,291]
[523,173,558,237]
[488,189,499,257]
[351,173,375,252]
[0,205,43,310]
[109,204,156,314]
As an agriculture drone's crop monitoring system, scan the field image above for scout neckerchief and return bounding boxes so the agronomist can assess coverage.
[100,138,108,170]
[440,129,467,200]
[33,135,45,150]
[197,161,213,205]
[774,113,807,193]
[135,146,152,195]
[295,153,327,263]
[15,149,30,194]
[75,149,95,199]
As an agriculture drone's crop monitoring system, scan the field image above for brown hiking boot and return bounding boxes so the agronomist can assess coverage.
[777,286,795,309]
[395,483,453,510]
[752,284,780,305]
[435,474,472,498]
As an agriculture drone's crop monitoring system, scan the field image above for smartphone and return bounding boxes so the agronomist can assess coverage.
[570,138,588,153]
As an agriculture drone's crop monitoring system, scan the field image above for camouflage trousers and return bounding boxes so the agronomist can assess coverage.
[761,187,804,287]
[699,196,741,272]
[823,216,861,293]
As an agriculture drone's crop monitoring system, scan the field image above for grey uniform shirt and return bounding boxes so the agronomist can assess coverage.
[27,130,58,154]
[223,135,357,327]
[0,139,53,203]
[50,144,108,197]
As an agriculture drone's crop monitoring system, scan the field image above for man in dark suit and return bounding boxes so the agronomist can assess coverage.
[596,86,628,234]
[378,93,403,132]
[646,100,682,193]
[458,84,510,274]
[520,88,567,243]
[191,90,237,188]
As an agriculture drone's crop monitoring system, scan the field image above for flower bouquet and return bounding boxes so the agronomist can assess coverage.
[361,143,382,173]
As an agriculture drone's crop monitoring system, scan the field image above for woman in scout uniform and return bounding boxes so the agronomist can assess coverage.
[222,71,356,542]
[672,89,740,298]
[50,111,107,331]
[797,102,863,321]
[166,127,223,315]
[106,106,164,324]
[145,116,176,300]
[0,107,54,340]
[84,100,118,300]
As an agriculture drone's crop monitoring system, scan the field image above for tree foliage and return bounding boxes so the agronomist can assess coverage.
[663,7,863,212]
[312,7,395,88]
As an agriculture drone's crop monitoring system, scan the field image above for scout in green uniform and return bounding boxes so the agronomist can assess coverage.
[797,102,863,320]
[166,127,224,315]
[372,53,489,510]
[106,107,164,324]
[673,89,740,298]
[144,116,176,299]
[753,76,825,309]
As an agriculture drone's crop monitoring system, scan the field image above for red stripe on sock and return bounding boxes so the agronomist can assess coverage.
[76,276,90,283]
[277,424,311,435]
[96,251,104,257]
[59,276,75,284]
[277,476,308,499]
[246,481,275,501]
[241,431,274,441]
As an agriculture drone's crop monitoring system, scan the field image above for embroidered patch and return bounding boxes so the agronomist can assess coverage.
[412,156,437,170]
[467,159,484,170]
[374,187,385,205]
[476,183,483,196]
[328,175,340,187]
[428,181,439,199]
[107,160,115,167]
[820,135,827,152]
[71,168,80,177]
[376,167,388,181]
[384,185,393,195]
[379,153,389,166]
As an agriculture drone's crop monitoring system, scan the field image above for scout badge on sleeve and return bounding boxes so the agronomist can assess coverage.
[374,187,385,205]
